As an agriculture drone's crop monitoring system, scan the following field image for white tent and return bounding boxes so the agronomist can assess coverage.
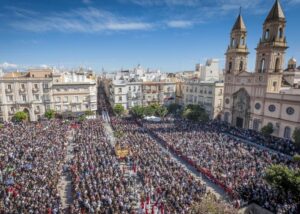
[144,116,161,122]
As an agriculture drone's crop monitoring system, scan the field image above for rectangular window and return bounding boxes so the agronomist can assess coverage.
[118,96,122,101]
[43,83,49,89]
[34,84,38,89]
[21,84,25,89]
[7,84,11,90]
[118,88,122,93]
[7,95,13,102]
[75,96,79,102]
[35,94,39,101]
[64,96,68,102]
[56,97,61,102]
[22,95,26,102]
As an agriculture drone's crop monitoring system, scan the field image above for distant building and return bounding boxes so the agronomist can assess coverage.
[0,69,53,122]
[196,59,220,81]
[105,65,176,110]
[178,59,223,119]
[51,70,97,114]
[0,68,97,122]
[180,80,224,119]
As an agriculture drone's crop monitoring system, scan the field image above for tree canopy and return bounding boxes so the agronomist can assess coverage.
[264,164,300,201]
[293,127,300,150]
[261,123,274,136]
[44,109,56,120]
[182,104,209,122]
[114,104,125,117]
[13,111,28,122]
[130,106,145,118]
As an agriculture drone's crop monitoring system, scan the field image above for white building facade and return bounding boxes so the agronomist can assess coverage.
[0,69,97,122]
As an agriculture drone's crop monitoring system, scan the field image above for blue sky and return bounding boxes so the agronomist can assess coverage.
[0,0,299,73]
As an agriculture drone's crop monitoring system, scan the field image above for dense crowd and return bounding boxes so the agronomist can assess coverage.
[0,120,70,213]
[70,119,140,213]
[141,119,299,213]
[111,118,234,213]
[220,123,296,156]
[1,103,298,213]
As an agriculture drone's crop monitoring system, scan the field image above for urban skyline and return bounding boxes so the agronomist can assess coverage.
[0,0,300,72]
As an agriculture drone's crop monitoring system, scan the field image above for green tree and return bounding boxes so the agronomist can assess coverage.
[156,106,168,118]
[292,154,300,163]
[13,111,28,122]
[114,104,125,117]
[261,123,274,136]
[144,105,156,116]
[44,109,56,120]
[84,110,94,116]
[264,164,300,200]
[130,106,144,118]
[167,103,181,115]
[293,127,300,150]
[182,104,209,122]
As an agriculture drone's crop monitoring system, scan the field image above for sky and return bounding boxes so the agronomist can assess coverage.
[0,0,300,73]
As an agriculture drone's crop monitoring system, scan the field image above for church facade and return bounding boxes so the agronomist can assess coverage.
[222,0,300,139]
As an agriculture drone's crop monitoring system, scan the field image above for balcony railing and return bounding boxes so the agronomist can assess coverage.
[19,88,26,93]
[5,89,12,93]
[32,88,40,93]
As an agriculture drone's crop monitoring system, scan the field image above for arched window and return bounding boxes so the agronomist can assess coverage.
[284,126,291,139]
[265,29,270,40]
[224,112,230,123]
[275,58,280,72]
[231,38,235,47]
[253,119,260,131]
[278,28,283,38]
[240,37,245,45]
[260,59,265,73]
[239,61,244,71]
[228,62,232,73]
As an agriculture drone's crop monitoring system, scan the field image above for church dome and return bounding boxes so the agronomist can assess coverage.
[288,57,297,64]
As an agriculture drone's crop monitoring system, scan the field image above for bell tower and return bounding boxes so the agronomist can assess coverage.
[225,10,249,75]
[255,0,288,93]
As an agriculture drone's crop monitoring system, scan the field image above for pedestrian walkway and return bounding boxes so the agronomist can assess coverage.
[57,130,75,211]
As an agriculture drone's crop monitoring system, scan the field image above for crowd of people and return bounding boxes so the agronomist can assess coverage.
[111,118,234,213]
[0,120,70,213]
[70,119,141,213]
[0,89,298,213]
[141,119,299,213]
[219,123,296,156]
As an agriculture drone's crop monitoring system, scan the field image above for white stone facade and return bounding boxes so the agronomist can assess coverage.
[0,69,97,122]
[181,80,224,119]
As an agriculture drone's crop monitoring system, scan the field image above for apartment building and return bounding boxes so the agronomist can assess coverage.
[0,68,97,122]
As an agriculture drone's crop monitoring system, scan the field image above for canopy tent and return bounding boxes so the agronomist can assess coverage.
[144,116,161,122]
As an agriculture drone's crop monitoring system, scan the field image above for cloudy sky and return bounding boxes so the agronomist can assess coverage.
[0,0,299,72]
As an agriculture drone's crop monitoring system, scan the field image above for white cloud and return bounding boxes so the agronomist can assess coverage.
[0,62,18,69]
[7,7,154,33]
[166,20,193,28]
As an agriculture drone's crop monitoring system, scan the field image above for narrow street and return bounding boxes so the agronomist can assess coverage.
[58,130,75,211]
